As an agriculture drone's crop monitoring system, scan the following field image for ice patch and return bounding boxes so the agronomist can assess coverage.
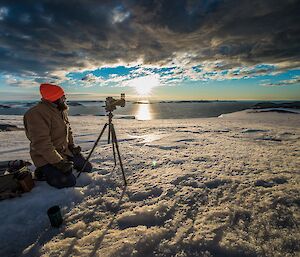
[175,138,195,142]
[242,129,269,133]
[255,136,282,142]
[146,144,181,150]
[129,133,165,144]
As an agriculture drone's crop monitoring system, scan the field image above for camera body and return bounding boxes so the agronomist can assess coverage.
[105,93,125,112]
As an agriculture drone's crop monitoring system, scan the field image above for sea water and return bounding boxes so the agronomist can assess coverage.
[0,101,259,120]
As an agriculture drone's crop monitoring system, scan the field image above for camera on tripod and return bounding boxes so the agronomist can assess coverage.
[105,93,125,112]
[78,93,127,185]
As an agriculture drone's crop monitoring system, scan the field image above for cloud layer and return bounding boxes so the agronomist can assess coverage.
[0,0,299,81]
[262,76,300,87]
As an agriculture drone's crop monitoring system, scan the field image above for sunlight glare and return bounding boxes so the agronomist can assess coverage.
[136,103,152,120]
[129,75,160,96]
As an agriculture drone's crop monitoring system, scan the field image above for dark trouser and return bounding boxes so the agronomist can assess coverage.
[40,154,92,189]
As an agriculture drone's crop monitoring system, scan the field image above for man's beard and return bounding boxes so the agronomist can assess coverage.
[54,99,69,111]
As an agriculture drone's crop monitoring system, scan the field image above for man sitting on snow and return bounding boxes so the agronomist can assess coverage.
[23,83,92,189]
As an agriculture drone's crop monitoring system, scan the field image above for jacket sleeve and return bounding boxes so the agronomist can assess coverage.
[63,111,75,148]
[24,110,63,164]
[68,124,75,148]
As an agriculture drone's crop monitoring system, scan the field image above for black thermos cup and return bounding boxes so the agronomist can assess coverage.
[47,205,63,228]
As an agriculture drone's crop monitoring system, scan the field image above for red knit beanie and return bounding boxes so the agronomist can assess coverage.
[40,83,65,102]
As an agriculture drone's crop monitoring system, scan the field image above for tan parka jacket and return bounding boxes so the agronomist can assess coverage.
[23,99,74,168]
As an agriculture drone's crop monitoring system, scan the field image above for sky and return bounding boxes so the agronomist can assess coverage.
[0,0,299,101]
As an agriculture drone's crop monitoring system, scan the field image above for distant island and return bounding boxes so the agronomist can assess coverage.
[252,101,300,109]
[76,100,104,103]
[67,102,83,106]
[131,100,237,104]
[249,109,299,114]
[0,104,11,109]
[24,102,37,107]
[132,101,153,104]
[159,100,237,103]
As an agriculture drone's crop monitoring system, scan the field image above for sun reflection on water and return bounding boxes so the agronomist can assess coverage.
[136,103,152,120]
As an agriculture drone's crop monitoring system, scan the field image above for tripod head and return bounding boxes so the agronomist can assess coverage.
[107,110,114,124]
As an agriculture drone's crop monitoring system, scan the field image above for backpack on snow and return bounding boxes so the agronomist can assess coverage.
[0,160,35,201]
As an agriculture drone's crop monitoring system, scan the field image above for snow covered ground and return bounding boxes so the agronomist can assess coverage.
[0,110,299,257]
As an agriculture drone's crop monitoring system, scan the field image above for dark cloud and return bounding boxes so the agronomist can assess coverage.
[0,0,299,78]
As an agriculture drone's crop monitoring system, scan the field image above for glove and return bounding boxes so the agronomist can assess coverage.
[70,145,81,155]
[8,160,32,172]
[53,160,73,174]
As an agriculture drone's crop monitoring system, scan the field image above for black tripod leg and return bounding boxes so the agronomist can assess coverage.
[77,123,108,178]
[111,126,117,170]
[108,123,111,144]
[111,124,127,186]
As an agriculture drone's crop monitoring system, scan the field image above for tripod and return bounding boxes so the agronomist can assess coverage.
[77,111,127,186]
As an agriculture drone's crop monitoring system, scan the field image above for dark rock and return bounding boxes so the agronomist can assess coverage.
[67,102,83,106]
[0,124,23,131]
[0,104,11,109]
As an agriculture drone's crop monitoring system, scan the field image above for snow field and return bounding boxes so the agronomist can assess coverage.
[0,111,299,257]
